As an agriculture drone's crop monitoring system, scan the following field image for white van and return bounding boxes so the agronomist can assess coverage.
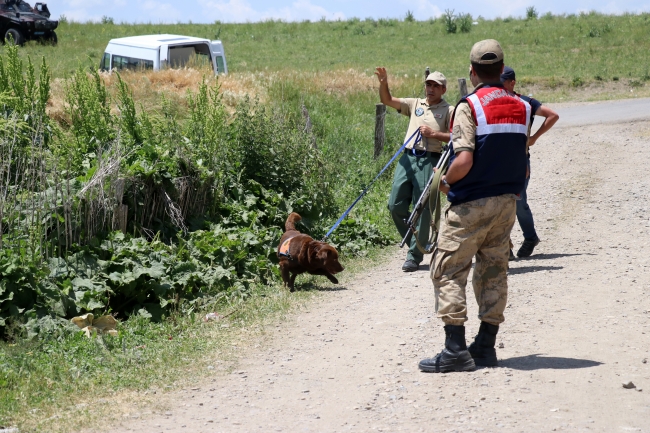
[100,34,228,75]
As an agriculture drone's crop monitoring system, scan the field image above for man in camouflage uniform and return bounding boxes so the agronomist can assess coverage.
[375,67,454,272]
[419,40,530,373]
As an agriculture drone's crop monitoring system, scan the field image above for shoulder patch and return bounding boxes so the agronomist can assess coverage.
[415,107,424,117]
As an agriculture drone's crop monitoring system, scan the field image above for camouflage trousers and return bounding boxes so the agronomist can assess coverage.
[430,195,517,326]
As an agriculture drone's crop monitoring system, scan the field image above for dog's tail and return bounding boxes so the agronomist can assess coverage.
[285,212,302,232]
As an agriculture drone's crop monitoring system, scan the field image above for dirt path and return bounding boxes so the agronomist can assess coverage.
[113,109,650,433]
[551,97,650,127]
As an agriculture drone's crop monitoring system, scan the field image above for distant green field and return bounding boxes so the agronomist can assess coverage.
[3,12,650,82]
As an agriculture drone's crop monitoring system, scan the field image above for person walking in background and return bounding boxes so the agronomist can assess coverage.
[375,67,453,272]
[501,66,560,258]
[419,39,529,372]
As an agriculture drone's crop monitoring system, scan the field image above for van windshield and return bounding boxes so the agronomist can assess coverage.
[100,53,110,72]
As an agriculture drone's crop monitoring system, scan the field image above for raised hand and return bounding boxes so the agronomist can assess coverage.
[375,67,388,83]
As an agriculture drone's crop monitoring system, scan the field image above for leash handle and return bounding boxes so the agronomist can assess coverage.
[321,129,422,242]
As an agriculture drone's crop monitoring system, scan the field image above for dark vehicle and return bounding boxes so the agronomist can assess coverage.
[0,0,58,45]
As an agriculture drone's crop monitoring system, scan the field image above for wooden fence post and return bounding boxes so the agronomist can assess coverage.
[458,78,468,98]
[374,103,386,159]
[113,178,128,234]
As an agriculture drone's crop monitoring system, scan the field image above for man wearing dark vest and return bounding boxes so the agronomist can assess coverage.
[419,39,530,373]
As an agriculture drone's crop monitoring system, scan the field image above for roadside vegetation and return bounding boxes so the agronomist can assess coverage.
[0,42,395,432]
[1,10,650,432]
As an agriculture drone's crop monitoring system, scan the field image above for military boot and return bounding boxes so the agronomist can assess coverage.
[419,325,476,373]
[468,321,499,367]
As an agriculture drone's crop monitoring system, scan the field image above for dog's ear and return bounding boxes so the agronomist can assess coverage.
[317,247,330,261]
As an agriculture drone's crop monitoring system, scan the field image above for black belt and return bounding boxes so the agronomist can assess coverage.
[404,149,441,158]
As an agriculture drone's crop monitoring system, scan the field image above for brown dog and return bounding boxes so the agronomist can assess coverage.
[277,212,344,291]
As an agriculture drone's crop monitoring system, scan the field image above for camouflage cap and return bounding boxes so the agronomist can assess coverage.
[425,71,447,86]
[470,39,504,64]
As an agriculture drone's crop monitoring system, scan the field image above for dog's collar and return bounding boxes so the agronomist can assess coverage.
[279,237,295,259]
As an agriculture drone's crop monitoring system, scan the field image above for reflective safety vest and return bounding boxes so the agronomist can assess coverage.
[447,85,530,205]
[278,237,295,260]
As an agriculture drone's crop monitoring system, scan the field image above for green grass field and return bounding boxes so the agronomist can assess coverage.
[1,12,650,432]
[5,12,650,82]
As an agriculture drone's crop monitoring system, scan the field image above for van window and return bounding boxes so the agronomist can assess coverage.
[216,56,225,74]
[100,53,111,72]
[112,55,154,71]
[168,44,212,69]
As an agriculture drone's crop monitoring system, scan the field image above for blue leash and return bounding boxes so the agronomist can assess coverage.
[322,129,422,241]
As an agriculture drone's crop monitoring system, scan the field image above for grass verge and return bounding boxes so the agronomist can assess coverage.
[0,244,393,433]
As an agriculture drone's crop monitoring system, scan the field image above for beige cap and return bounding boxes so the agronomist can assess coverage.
[425,71,446,86]
[470,39,504,64]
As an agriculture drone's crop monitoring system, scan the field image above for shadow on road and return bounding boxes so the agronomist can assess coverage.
[500,354,602,370]
[521,253,595,260]
[508,265,564,275]
[420,254,589,273]
[298,283,348,292]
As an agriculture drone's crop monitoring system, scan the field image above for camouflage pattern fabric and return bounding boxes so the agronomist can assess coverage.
[430,194,517,326]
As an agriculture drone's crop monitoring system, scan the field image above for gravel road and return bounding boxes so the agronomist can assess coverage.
[112,102,650,433]
[551,97,650,127]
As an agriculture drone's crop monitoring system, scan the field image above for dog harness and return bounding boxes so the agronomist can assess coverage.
[278,237,295,260]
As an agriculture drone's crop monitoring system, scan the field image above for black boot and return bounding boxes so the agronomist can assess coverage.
[419,325,476,373]
[517,237,540,258]
[468,321,499,367]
